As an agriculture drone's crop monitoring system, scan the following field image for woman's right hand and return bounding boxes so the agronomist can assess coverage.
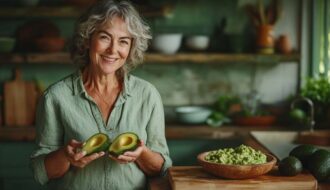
[64,139,105,168]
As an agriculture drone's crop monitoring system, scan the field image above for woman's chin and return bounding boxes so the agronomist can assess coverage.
[99,66,119,75]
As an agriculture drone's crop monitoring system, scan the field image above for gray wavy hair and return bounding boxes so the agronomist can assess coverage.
[70,0,152,74]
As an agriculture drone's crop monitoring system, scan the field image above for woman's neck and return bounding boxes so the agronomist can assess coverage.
[82,66,121,94]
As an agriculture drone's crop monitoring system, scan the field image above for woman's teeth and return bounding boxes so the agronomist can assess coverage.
[102,56,116,63]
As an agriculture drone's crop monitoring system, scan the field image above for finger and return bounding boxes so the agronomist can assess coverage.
[72,151,105,167]
[66,144,76,158]
[109,154,130,163]
[71,162,86,169]
[69,139,84,147]
[84,151,105,162]
[117,154,135,162]
[73,150,87,161]
[117,154,130,160]
[139,140,144,146]
[66,139,84,157]
[123,146,143,157]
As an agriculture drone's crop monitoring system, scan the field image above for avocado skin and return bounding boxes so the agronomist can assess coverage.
[289,144,319,168]
[82,133,111,155]
[279,156,303,176]
[108,132,140,157]
[307,149,330,181]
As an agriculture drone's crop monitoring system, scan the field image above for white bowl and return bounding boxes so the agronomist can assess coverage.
[175,106,212,124]
[151,33,182,54]
[185,35,210,51]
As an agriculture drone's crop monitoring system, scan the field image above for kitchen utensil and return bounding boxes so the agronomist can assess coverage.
[197,151,276,179]
[4,69,38,126]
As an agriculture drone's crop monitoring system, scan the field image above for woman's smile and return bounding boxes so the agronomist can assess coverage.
[100,55,118,64]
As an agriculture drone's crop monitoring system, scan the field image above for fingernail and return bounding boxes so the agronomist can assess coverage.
[82,151,87,156]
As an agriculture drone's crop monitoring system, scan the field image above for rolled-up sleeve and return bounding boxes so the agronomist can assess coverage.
[145,88,172,176]
[30,92,64,185]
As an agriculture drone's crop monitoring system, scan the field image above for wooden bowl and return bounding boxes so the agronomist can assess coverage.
[234,115,276,126]
[197,151,276,179]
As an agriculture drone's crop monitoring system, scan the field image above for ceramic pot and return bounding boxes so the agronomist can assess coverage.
[276,35,292,54]
[256,25,274,54]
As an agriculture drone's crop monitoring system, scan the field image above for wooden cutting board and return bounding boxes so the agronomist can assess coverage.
[168,166,317,190]
[4,69,38,126]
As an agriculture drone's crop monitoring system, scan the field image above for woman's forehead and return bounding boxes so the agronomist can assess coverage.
[98,16,131,35]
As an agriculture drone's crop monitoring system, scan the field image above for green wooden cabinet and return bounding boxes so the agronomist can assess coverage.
[0,142,46,190]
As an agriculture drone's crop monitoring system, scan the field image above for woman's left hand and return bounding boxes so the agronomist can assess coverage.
[109,140,146,164]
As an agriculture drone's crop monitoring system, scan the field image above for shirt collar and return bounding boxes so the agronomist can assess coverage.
[72,70,132,99]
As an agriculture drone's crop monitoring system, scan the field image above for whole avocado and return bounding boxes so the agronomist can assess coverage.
[289,144,319,168]
[307,149,330,181]
[279,156,303,176]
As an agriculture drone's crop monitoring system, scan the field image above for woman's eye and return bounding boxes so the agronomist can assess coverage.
[120,40,129,45]
[100,35,110,41]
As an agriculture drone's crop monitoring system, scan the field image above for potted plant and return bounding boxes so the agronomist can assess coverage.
[300,77,330,129]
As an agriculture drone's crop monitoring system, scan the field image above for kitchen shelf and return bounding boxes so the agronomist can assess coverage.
[0,5,172,18]
[145,53,300,64]
[0,52,300,65]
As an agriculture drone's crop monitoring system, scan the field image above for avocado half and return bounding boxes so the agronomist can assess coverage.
[108,132,140,157]
[82,133,110,155]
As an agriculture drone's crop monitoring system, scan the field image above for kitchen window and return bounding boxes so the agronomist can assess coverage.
[311,0,330,78]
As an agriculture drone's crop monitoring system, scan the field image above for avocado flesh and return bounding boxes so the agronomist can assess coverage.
[82,133,110,155]
[109,132,139,157]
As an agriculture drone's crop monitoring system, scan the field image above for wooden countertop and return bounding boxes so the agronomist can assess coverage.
[148,131,330,190]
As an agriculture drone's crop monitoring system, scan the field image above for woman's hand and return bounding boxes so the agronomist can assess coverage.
[64,139,105,168]
[109,140,146,164]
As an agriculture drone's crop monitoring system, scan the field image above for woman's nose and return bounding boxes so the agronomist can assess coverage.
[106,41,117,53]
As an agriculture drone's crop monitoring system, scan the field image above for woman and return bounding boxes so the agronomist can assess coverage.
[30,1,172,189]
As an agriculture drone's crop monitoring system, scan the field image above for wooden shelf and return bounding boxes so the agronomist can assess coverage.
[0,5,172,18]
[0,52,300,65]
[145,53,300,64]
[0,127,36,141]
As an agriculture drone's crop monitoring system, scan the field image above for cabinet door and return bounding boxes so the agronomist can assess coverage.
[0,142,46,190]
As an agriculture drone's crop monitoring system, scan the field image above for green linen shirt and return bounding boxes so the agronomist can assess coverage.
[30,71,172,190]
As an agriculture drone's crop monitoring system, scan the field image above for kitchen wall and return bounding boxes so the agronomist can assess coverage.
[0,0,301,107]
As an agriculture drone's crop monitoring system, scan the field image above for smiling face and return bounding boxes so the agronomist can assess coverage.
[88,16,132,76]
